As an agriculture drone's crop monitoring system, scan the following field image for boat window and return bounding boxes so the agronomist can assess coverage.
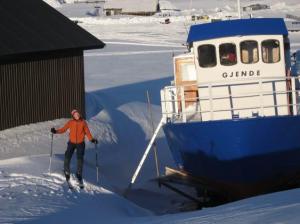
[240,41,259,64]
[219,43,237,66]
[262,39,280,63]
[198,44,217,68]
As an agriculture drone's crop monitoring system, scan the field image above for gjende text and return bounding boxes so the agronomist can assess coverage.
[222,70,261,78]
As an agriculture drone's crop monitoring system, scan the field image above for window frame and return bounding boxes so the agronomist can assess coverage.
[261,39,281,64]
[219,42,238,66]
[240,40,259,64]
[197,44,217,68]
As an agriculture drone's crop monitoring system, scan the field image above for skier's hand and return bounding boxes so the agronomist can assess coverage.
[91,138,98,144]
[51,128,57,134]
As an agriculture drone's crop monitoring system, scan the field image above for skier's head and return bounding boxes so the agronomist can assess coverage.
[71,109,81,120]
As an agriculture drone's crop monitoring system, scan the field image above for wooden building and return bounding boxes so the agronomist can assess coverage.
[0,0,105,131]
[104,0,160,16]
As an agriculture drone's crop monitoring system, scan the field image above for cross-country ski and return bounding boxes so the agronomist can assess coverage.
[65,175,84,191]
[67,179,75,191]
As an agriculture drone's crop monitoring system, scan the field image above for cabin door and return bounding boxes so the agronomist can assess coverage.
[175,57,198,111]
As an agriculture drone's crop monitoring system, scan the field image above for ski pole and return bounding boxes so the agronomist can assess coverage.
[48,133,54,174]
[95,143,99,183]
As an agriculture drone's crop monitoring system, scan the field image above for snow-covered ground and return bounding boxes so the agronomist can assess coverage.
[3,154,300,223]
[0,155,151,224]
[1,0,300,223]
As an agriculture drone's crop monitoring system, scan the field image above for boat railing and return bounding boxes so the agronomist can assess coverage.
[160,76,300,123]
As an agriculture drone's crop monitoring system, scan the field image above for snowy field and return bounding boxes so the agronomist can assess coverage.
[1,0,300,223]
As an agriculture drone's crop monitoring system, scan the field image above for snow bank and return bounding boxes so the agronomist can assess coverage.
[72,15,187,25]
[270,1,300,11]
[0,114,116,161]
[0,119,67,160]
[141,188,300,223]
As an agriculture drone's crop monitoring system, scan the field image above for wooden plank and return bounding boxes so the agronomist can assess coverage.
[163,167,220,194]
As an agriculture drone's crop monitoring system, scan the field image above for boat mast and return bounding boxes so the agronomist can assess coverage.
[237,0,242,19]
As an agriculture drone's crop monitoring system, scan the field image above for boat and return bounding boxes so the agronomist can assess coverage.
[160,18,300,201]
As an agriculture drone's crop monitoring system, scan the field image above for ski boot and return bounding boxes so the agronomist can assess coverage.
[64,171,73,190]
[76,173,84,189]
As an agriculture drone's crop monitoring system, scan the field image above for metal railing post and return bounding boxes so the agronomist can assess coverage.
[259,79,264,116]
[208,84,214,120]
[161,88,167,120]
[174,87,179,119]
[181,86,187,122]
[292,77,298,115]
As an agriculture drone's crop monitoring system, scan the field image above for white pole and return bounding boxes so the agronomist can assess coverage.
[95,143,99,183]
[130,118,164,185]
[146,91,160,178]
[237,0,241,19]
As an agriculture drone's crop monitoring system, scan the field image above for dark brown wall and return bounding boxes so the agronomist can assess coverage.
[0,50,85,130]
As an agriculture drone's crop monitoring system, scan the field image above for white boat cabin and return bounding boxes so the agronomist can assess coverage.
[161,18,299,122]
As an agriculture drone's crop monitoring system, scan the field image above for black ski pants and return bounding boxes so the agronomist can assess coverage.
[64,142,85,178]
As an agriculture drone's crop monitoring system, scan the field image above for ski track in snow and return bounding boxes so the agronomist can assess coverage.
[0,169,104,223]
[0,155,151,224]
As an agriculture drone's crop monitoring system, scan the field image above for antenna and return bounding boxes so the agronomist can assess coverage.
[237,0,241,19]
[189,0,193,11]
[182,0,193,35]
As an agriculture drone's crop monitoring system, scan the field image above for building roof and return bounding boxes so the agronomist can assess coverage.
[104,0,158,13]
[0,0,105,58]
[187,18,288,44]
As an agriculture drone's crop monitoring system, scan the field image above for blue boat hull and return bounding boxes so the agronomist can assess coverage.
[163,115,300,199]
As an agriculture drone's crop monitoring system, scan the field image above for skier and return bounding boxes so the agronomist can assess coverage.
[51,109,98,188]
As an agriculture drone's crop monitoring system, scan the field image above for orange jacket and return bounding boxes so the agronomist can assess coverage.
[57,119,93,144]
